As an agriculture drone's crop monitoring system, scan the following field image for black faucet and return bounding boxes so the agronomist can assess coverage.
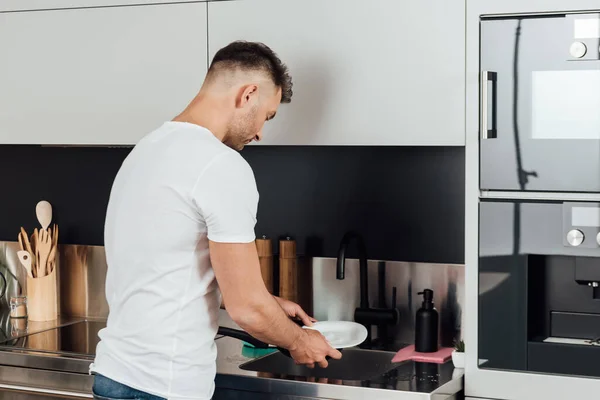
[336,231,369,308]
[336,231,399,348]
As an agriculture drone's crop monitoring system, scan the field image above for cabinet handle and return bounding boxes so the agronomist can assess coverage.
[480,71,498,139]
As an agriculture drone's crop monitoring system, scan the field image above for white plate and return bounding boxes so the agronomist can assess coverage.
[303,321,368,349]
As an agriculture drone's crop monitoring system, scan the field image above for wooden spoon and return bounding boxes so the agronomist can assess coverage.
[17,250,34,278]
[35,201,53,231]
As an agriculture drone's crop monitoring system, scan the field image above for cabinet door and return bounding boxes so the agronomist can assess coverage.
[208,0,465,146]
[0,3,208,145]
[0,0,207,12]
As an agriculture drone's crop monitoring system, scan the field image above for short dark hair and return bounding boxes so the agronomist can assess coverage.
[209,41,293,104]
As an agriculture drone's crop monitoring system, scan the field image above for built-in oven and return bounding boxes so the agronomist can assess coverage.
[479,199,600,378]
[479,12,600,192]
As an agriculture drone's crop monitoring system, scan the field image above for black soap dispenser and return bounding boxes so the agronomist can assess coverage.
[415,289,439,353]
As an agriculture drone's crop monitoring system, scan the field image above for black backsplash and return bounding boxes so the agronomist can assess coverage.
[0,145,465,264]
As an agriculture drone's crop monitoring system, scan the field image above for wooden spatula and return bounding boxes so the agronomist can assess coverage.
[36,229,51,278]
[47,245,56,276]
[17,232,24,252]
[48,224,59,274]
[53,224,58,249]
[32,228,39,276]
[19,227,35,275]
[17,250,34,278]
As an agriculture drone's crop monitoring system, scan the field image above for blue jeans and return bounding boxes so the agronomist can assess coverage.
[92,374,166,400]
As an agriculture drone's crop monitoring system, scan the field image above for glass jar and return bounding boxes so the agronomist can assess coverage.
[10,317,27,336]
[10,295,27,319]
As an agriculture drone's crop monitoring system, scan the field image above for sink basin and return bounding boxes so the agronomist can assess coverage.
[240,348,403,381]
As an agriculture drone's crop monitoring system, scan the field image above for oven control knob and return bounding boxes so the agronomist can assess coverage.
[570,41,587,58]
[567,229,585,246]
[596,232,600,246]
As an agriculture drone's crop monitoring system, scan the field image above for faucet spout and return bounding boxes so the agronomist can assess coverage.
[336,231,369,309]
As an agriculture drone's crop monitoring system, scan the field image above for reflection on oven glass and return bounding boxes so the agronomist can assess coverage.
[532,70,600,140]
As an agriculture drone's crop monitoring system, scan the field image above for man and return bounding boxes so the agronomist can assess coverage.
[90,41,341,400]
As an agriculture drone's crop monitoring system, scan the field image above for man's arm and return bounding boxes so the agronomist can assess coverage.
[210,241,301,348]
[210,241,341,367]
[220,292,314,327]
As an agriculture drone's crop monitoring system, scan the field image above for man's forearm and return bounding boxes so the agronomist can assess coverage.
[209,241,307,350]
[222,294,276,310]
[230,293,306,350]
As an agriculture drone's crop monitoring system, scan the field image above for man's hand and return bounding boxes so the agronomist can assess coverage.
[274,297,317,327]
[289,329,343,369]
[273,297,341,368]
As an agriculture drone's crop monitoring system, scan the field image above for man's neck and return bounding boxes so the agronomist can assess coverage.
[173,95,229,142]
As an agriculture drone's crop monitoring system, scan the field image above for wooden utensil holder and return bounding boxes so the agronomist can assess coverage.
[27,266,58,322]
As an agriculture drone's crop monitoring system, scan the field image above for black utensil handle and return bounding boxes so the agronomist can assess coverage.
[217,326,344,361]
[217,327,293,357]
[279,347,291,358]
[217,327,270,349]
[217,318,303,348]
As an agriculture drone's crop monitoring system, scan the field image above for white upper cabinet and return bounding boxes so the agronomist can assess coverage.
[0,3,208,145]
[0,0,208,12]
[208,0,466,146]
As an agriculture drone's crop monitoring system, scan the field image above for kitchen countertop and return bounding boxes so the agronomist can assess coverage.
[214,310,464,400]
[0,310,464,399]
[0,314,85,344]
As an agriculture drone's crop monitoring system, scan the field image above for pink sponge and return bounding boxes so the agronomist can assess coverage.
[391,345,454,364]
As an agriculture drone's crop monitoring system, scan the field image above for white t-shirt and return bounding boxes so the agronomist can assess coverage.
[90,121,259,400]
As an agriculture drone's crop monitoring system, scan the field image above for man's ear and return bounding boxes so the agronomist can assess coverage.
[236,84,259,108]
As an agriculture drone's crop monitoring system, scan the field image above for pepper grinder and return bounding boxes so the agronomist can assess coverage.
[279,237,297,303]
[255,235,274,294]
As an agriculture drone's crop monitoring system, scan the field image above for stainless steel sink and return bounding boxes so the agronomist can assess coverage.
[240,348,404,381]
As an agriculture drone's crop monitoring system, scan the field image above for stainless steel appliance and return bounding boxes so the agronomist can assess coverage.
[479,9,600,192]
[466,1,600,400]
[0,319,101,397]
[478,200,600,375]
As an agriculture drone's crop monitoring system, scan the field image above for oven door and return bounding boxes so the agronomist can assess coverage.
[480,12,600,192]
[479,199,600,378]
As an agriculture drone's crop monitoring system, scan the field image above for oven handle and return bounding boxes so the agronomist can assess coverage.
[481,70,498,139]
